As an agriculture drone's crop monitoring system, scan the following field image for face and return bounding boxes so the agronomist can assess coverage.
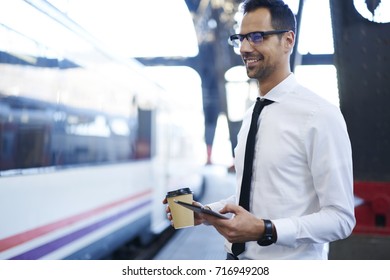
[239,8,292,83]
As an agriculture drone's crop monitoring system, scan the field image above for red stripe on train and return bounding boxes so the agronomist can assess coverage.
[0,189,152,252]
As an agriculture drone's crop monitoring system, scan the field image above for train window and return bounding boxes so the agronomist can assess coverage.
[0,1,167,173]
[66,115,110,138]
[110,118,130,136]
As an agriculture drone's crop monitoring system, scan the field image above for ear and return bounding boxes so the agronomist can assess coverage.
[284,30,295,52]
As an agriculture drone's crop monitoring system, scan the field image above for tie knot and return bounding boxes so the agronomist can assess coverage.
[254,97,274,114]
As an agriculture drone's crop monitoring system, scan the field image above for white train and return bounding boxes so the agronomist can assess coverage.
[0,0,206,259]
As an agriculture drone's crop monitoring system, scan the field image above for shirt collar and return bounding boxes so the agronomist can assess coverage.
[260,73,297,103]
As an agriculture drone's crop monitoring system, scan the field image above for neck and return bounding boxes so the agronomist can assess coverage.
[258,71,291,96]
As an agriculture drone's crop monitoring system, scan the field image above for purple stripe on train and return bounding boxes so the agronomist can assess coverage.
[10,200,151,260]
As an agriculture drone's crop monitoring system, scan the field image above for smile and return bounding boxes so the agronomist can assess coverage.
[244,57,262,66]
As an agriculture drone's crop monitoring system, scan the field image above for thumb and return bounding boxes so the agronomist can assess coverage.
[219,203,242,215]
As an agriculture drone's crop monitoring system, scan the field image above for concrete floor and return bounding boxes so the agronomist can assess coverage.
[329,234,390,260]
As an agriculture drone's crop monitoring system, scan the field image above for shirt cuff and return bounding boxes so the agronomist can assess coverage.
[272,218,297,247]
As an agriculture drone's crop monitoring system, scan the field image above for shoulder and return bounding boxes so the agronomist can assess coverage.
[281,83,348,139]
[289,83,343,119]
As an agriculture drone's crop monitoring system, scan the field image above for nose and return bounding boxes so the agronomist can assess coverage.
[240,37,254,53]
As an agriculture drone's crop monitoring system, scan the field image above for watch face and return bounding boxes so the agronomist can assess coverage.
[257,236,273,246]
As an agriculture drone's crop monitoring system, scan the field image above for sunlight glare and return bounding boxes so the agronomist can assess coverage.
[47,0,199,57]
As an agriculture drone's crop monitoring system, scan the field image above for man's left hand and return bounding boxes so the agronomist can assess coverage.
[202,204,264,243]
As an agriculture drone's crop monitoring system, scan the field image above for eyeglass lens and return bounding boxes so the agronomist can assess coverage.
[231,32,264,47]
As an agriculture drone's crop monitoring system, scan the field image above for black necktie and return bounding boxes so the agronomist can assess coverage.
[231,97,274,257]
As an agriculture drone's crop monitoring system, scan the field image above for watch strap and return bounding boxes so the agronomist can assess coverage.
[257,219,274,246]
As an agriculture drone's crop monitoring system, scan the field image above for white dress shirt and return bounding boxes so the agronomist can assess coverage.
[209,74,356,259]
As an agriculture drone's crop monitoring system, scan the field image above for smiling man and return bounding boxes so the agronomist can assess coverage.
[164,0,356,260]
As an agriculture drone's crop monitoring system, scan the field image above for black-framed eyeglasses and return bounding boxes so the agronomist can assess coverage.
[228,30,289,48]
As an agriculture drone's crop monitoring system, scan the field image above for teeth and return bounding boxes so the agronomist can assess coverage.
[247,59,259,63]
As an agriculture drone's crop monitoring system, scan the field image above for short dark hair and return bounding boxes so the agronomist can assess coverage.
[242,0,296,34]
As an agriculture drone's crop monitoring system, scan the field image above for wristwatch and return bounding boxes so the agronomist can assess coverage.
[257,219,275,246]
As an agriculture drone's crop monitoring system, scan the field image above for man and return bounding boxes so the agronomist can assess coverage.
[165,0,355,260]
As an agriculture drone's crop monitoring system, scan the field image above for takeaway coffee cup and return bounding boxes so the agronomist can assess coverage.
[166,188,194,229]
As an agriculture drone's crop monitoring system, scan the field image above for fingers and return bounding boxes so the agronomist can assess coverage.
[162,198,172,222]
[165,204,172,221]
[163,198,204,226]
